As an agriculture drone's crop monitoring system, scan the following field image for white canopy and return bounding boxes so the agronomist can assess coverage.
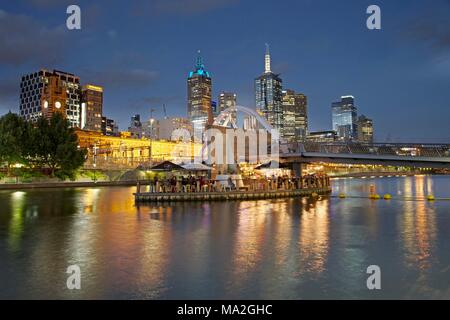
[181,163,212,171]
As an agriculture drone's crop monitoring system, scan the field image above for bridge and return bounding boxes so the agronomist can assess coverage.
[280,142,450,169]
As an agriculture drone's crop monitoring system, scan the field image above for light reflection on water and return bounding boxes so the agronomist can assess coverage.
[0,175,449,299]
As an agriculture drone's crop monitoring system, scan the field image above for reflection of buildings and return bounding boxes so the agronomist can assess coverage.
[20,69,81,127]
[281,89,308,142]
[331,95,357,141]
[76,129,201,169]
[187,51,213,139]
[81,84,103,132]
[255,44,283,132]
[401,176,437,272]
[299,198,330,275]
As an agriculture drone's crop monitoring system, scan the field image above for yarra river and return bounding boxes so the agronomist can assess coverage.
[0,175,449,299]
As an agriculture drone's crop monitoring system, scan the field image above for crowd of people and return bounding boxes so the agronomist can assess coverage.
[138,173,330,193]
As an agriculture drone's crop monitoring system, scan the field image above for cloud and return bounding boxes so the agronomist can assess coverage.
[0,10,67,67]
[81,68,159,89]
[0,78,19,112]
[23,0,74,8]
[142,95,182,105]
[132,0,239,17]
[402,3,450,56]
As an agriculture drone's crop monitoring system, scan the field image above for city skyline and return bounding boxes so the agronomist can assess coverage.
[1,0,450,142]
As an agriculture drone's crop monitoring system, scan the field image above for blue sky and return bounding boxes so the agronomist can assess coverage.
[0,0,449,142]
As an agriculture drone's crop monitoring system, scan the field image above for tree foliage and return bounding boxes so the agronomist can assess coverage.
[0,112,29,169]
[0,112,86,180]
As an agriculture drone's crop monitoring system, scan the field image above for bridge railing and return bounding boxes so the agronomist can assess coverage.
[280,142,450,158]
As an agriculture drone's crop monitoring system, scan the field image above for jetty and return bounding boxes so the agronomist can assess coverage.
[134,175,331,202]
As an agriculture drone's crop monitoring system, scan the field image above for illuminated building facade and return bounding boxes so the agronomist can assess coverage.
[187,51,213,139]
[331,95,358,141]
[81,84,103,132]
[101,116,119,136]
[357,115,374,143]
[19,69,81,127]
[306,130,337,143]
[255,44,283,132]
[76,129,202,169]
[281,89,308,142]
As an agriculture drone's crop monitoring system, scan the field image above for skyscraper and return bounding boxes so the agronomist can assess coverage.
[255,44,283,132]
[187,51,212,139]
[129,114,143,138]
[19,69,81,127]
[331,95,358,141]
[218,92,237,125]
[357,115,374,143]
[81,84,103,132]
[281,89,308,142]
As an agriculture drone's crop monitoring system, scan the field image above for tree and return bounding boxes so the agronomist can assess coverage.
[30,113,86,179]
[0,112,29,172]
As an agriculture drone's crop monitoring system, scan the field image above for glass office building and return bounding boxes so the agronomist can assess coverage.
[331,95,358,141]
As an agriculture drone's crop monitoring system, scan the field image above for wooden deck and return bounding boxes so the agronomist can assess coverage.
[134,187,332,202]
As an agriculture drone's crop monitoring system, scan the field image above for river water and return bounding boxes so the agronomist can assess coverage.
[0,175,449,299]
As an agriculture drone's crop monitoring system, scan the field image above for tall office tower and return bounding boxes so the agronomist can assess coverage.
[357,115,374,143]
[187,51,212,139]
[255,44,283,132]
[19,69,81,127]
[281,89,308,142]
[129,114,143,138]
[331,95,358,141]
[81,84,103,132]
[218,92,237,124]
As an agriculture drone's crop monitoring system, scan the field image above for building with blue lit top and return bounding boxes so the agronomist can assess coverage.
[187,51,213,140]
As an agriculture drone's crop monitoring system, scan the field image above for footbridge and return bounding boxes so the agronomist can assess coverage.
[280,142,450,169]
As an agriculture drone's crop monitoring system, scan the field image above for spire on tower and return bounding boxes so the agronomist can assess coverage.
[196,50,203,68]
[264,43,271,73]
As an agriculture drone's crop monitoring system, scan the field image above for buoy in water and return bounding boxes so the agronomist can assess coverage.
[370,194,381,199]
[427,195,435,201]
[338,193,346,198]
[383,194,392,200]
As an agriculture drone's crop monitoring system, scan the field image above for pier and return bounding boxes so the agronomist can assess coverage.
[134,175,331,202]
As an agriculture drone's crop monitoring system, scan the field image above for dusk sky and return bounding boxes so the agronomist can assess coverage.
[0,0,449,142]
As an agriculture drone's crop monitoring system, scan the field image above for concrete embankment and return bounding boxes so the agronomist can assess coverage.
[0,180,146,190]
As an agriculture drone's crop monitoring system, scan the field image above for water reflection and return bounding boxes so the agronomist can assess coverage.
[0,175,449,299]
[298,198,330,276]
[401,176,437,271]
